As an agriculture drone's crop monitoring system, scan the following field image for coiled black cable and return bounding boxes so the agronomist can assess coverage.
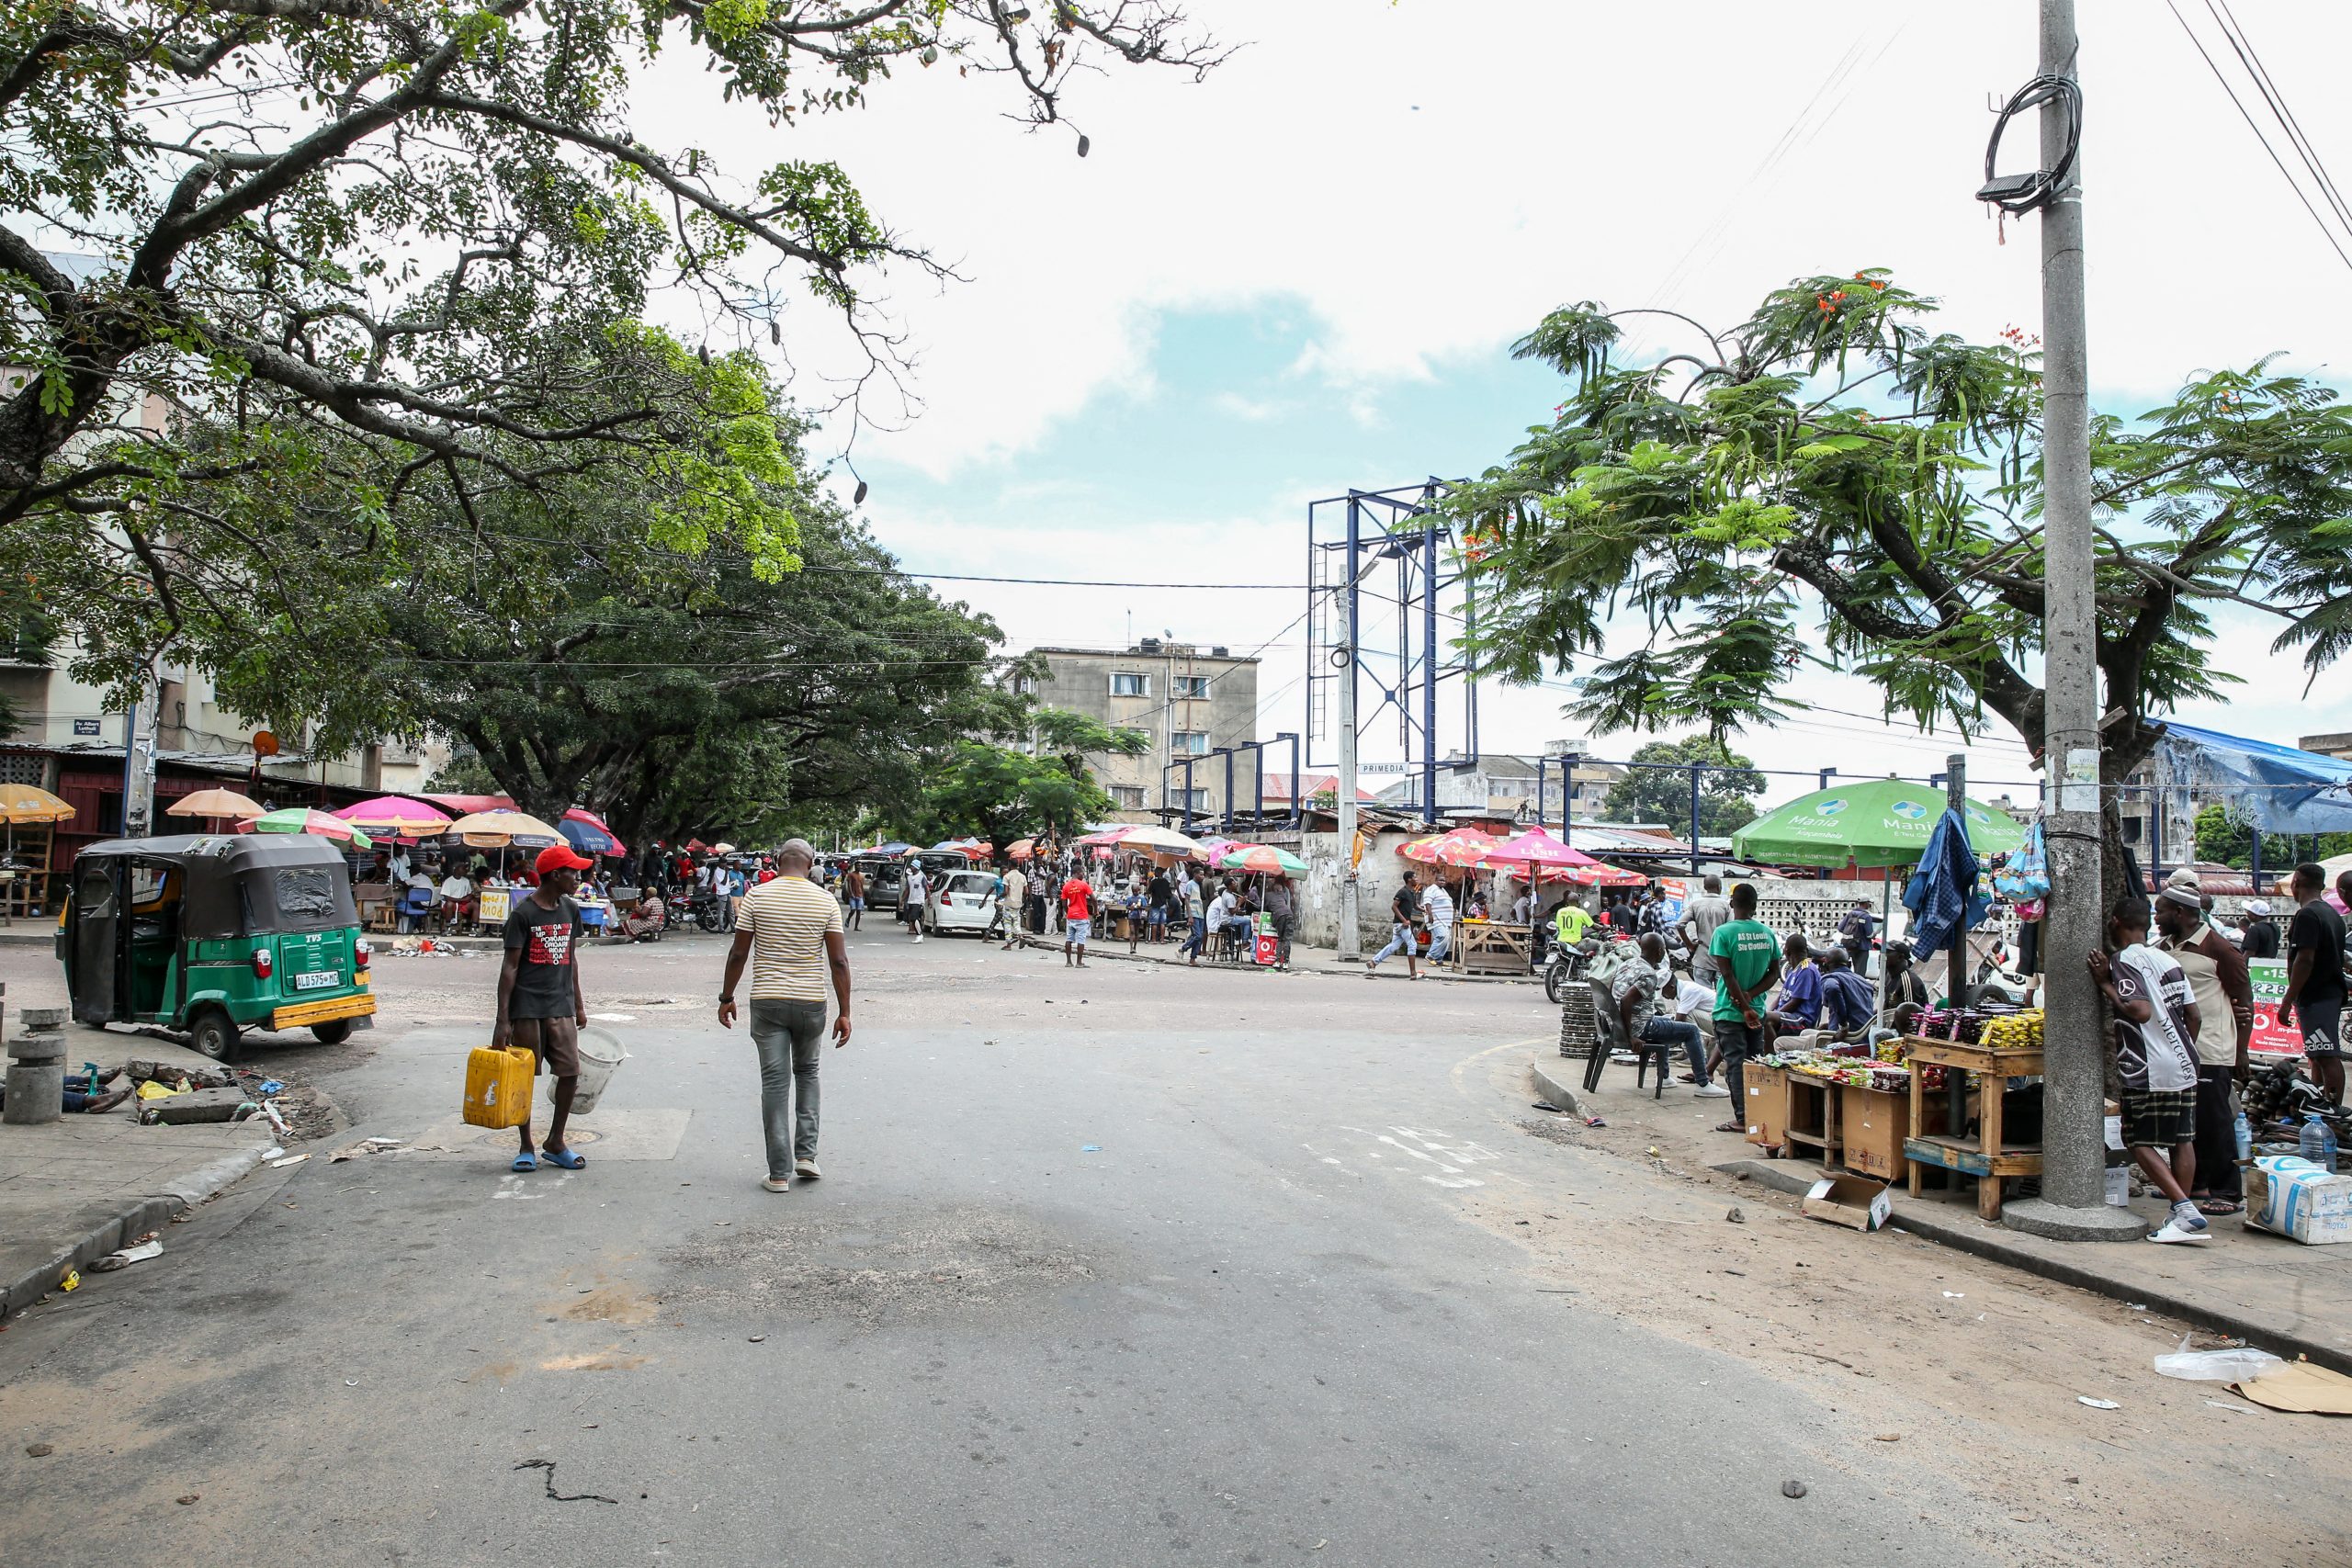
[1977,73,2082,214]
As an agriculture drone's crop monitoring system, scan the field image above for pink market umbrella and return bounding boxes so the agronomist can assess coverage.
[335,795,452,839]
[1485,827,1609,871]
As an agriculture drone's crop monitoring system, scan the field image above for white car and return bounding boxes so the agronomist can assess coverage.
[925,869,1003,936]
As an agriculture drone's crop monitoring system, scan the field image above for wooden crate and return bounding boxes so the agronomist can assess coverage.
[1783,1075,1842,1165]
[1839,1084,1911,1182]
[1743,1063,1791,1155]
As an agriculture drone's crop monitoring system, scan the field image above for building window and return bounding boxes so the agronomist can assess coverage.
[1011,675,1037,696]
[1177,788,1208,811]
[1111,785,1146,808]
[1110,672,1150,697]
[1117,727,1153,750]
[0,755,43,786]
[1172,730,1208,754]
[1172,675,1210,699]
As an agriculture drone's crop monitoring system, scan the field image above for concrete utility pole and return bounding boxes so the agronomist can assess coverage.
[1335,501,1363,962]
[2005,0,2143,1242]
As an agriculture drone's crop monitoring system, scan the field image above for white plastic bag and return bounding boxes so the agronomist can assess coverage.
[2153,1333,2283,1384]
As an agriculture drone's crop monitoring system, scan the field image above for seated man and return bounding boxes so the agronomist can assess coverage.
[438,868,477,932]
[1611,933,1714,1092]
[1763,932,1822,1044]
[1817,947,1878,1038]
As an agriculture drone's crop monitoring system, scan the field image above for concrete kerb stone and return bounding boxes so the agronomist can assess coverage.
[1528,1056,1590,1120]
[1712,1157,2352,1378]
[0,1140,275,1320]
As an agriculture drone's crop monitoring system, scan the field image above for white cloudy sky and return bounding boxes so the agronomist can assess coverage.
[642,0,2352,808]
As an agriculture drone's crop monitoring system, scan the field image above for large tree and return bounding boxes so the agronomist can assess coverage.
[1446,273,2352,863]
[1609,735,1765,839]
[0,0,1222,704]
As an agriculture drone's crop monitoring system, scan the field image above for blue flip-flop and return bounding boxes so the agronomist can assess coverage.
[510,1152,537,1172]
[542,1146,585,1170]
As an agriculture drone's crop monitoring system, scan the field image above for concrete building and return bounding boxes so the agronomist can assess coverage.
[2301,730,2352,761]
[1016,640,1260,821]
[1372,745,1623,824]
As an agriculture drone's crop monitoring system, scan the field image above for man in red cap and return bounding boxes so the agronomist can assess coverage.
[493,842,595,1172]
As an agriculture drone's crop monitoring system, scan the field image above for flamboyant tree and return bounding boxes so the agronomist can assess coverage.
[1446,273,2352,835]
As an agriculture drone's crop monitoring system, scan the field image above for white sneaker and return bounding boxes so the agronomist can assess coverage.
[1694,1084,1732,1099]
[762,1176,791,1192]
[795,1158,822,1180]
[2148,1217,2211,1244]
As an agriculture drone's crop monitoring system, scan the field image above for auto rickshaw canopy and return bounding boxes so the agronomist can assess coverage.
[73,833,360,941]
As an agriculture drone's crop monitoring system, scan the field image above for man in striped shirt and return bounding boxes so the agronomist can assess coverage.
[718,839,853,1191]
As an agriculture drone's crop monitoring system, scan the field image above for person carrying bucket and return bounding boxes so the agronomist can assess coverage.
[493,843,596,1173]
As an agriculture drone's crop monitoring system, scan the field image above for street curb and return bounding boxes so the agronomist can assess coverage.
[1712,1157,2352,1378]
[1528,1056,1590,1119]
[0,1138,276,1320]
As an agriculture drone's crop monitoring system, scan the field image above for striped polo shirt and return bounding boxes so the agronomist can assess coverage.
[738,874,844,1001]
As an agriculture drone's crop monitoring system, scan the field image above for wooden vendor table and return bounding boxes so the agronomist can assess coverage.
[1903,1036,2044,1220]
[1452,920,1532,975]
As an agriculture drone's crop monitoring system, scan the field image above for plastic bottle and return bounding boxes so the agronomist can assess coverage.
[2235,1109,2254,1165]
[2300,1113,2340,1175]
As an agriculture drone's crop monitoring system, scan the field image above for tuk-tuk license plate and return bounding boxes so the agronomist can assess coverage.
[293,969,342,991]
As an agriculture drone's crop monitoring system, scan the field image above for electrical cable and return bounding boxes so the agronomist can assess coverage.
[1976,73,2082,215]
[2205,0,2352,241]
[2165,1,2352,275]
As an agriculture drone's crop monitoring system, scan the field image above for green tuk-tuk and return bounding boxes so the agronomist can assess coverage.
[59,833,375,1060]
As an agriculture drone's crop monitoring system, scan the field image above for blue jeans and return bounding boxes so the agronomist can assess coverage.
[1180,916,1208,957]
[1426,923,1453,963]
[748,998,824,1178]
[1372,922,1418,964]
[1643,1017,1708,1085]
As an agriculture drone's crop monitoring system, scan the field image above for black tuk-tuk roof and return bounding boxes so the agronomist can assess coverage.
[74,833,359,937]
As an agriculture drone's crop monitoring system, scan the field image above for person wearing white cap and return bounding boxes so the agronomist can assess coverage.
[2156,878,2253,1216]
[2238,899,2280,959]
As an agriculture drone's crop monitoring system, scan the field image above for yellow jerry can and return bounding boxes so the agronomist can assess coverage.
[462,1045,536,1129]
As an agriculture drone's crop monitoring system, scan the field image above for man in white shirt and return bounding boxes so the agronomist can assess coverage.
[1000,864,1028,950]
[1663,966,1730,1097]
[1421,879,1455,964]
[438,869,476,931]
[1679,874,1731,982]
[388,846,412,884]
[1204,886,1238,959]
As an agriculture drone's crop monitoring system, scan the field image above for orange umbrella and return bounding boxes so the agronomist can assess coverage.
[1398,827,1496,867]
[167,786,266,823]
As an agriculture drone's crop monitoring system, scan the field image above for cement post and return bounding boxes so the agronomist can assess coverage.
[2006,0,2143,1242]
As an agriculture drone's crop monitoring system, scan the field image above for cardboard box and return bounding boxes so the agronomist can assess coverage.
[1839,1084,1910,1182]
[2246,1155,2352,1245]
[1802,1173,1893,1232]
[1744,1064,1790,1154]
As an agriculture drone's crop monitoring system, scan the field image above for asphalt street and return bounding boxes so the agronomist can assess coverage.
[0,926,2272,1565]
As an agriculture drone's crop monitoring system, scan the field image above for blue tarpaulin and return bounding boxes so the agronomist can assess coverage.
[2153,722,2352,834]
[1903,807,1989,955]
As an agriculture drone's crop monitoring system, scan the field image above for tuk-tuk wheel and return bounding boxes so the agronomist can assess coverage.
[311,1019,355,1045]
[188,1009,243,1063]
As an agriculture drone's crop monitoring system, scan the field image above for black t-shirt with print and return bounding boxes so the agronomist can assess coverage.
[503,894,582,1020]
[2289,898,2347,1006]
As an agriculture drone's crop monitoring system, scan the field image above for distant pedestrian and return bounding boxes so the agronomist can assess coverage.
[842,864,866,931]
[902,861,928,942]
[718,839,851,1191]
[1060,868,1094,967]
[1001,863,1027,950]
[1679,875,1730,984]
[1364,871,1424,981]
[1264,877,1295,969]
[1838,897,1876,973]
[2278,863,2347,1107]
[2237,899,2278,958]
[1421,876,1455,965]
[493,844,597,1174]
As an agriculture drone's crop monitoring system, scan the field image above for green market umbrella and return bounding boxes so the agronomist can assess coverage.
[247,807,372,851]
[1731,780,2024,870]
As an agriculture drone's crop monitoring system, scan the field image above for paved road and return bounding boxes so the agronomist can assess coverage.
[0,930,2033,1564]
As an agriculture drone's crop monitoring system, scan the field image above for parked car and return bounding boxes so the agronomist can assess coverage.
[925,869,1002,937]
[854,857,904,913]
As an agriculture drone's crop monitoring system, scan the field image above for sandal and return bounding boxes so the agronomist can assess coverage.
[2194,1199,2241,1215]
[541,1146,585,1171]
[510,1152,537,1172]
[1713,1121,1746,1134]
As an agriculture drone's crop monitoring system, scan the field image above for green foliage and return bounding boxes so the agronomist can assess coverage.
[1450,275,2352,790]
[0,0,1222,716]
[2191,804,2350,871]
[1608,736,1766,838]
[899,740,1118,852]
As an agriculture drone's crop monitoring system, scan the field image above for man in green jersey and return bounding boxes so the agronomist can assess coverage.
[1708,883,1783,1134]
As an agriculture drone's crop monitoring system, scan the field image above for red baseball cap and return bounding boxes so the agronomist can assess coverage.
[535,843,595,876]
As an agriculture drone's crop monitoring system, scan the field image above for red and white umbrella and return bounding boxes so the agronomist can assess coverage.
[1398,827,1498,867]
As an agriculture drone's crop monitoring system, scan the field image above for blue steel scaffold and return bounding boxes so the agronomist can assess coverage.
[1304,481,1478,825]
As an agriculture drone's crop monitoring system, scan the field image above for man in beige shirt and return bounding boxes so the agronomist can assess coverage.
[718,839,852,1191]
[2155,879,2254,1214]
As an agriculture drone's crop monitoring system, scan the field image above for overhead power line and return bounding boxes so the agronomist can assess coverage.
[2167,0,2352,276]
